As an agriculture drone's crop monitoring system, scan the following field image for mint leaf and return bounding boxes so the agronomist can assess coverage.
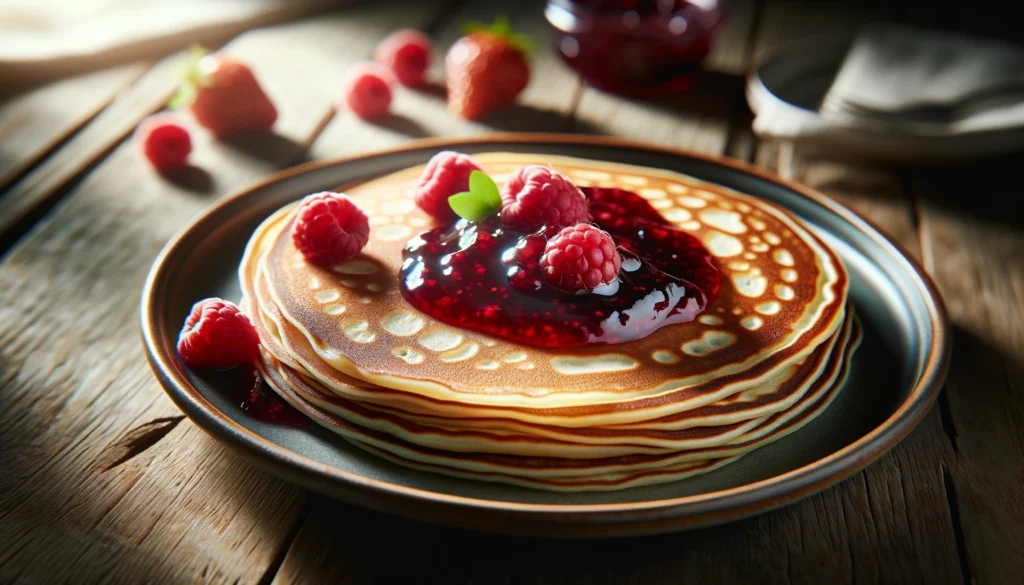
[449,192,498,222]
[448,169,502,222]
[468,170,501,209]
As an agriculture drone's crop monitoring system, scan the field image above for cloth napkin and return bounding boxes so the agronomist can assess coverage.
[751,23,1024,159]
[0,0,338,87]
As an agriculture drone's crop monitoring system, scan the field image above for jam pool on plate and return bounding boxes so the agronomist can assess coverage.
[400,187,721,348]
[240,370,308,426]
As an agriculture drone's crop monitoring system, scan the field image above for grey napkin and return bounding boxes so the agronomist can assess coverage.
[819,23,1024,126]
[749,23,1024,160]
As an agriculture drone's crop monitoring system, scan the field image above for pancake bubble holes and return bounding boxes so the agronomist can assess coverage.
[698,209,747,234]
[550,354,638,375]
[682,331,738,356]
[773,249,795,266]
[703,231,744,257]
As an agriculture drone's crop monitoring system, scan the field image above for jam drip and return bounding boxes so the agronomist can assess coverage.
[399,187,721,349]
[239,370,309,426]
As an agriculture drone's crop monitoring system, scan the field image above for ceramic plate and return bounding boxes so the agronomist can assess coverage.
[141,134,949,537]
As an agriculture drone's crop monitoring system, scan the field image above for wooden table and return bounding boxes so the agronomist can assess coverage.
[1,1,1021,583]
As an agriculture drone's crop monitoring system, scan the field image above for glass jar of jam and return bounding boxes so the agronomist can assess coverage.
[545,0,728,96]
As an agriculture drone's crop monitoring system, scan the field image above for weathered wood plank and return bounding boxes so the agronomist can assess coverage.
[0,64,147,194]
[913,158,1024,585]
[310,0,580,160]
[0,56,186,248]
[895,4,1024,582]
[0,3,454,584]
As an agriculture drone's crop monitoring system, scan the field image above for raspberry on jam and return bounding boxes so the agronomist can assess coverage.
[541,223,621,292]
[399,187,720,348]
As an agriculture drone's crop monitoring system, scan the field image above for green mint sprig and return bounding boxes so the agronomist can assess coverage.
[448,170,502,222]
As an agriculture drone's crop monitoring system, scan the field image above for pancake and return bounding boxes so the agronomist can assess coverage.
[258,314,854,458]
[254,317,860,490]
[248,260,851,451]
[237,152,859,491]
[257,154,846,412]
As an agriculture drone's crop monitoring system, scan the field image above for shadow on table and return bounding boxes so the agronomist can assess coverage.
[220,131,311,167]
[790,146,1024,229]
[482,104,603,135]
[367,113,432,139]
[160,164,215,195]
[280,483,957,584]
[644,70,750,121]
[905,152,1024,227]
[281,495,764,582]
[411,80,447,101]
[943,324,1024,442]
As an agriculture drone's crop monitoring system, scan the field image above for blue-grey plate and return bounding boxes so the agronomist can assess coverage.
[141,134,949,537]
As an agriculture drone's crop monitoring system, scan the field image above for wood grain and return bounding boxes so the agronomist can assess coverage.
[0,55,187,248]
[912,159,1024,584]
[899,5,1024,584]
[1,0,1021,583]
[0,64,147,194]
[0,2,454,584]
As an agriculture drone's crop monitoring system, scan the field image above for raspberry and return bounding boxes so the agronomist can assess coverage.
[500,165,590,232]
[339,63,393,119]
[136,113,191,171]
[541,224,621,292]
[374,29,432,87]
[292,192,370,265]
[177,298,259,368]
[412,150,483,221]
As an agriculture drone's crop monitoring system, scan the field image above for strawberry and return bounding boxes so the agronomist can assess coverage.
[170,45,278,139]
[445,16,532,120]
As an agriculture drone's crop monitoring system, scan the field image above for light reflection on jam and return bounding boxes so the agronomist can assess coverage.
[399,187,721,349]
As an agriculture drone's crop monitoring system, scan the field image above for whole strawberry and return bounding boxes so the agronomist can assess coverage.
[446,16,532,120]
[170,45,278,139]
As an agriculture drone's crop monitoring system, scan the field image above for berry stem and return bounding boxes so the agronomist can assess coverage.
[460,15,535,55]
[168,44,212,110]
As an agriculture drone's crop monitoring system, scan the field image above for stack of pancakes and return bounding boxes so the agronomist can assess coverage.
[239,153,860,492]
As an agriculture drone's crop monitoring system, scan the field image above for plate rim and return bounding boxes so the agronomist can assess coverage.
[141,133,950,535]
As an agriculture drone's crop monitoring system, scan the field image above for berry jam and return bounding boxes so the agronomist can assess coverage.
[238,370,308,426]
[399,187,720,349]
[545,0,728,97]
